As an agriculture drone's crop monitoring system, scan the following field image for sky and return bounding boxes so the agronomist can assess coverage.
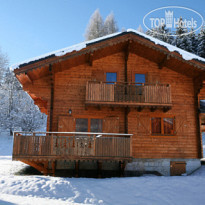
[0,0,204,66]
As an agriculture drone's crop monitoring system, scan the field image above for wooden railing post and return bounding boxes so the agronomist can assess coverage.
[50,133,54,156]
[93,134,96,156]
[39,135,42,156]
[130,135,132,158]
[86,81,88,101]
[12,132,17,156]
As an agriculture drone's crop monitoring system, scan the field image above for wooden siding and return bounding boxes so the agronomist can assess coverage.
[127,53,199,159]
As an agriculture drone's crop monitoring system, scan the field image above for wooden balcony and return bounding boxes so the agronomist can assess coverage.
[12,132,132,161]
[86,82,172,109]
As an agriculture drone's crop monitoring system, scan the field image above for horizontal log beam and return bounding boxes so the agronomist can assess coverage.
[85,101,172,108]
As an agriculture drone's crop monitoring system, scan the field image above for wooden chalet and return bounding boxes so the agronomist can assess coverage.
[12,29,205,176]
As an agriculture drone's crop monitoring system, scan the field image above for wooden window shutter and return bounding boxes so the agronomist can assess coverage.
[103,117,120,133]
[58,116,75,132]
[91,70,105,82]
[136,114,151,135]
[146,72,160,84]
[175,115,187,136]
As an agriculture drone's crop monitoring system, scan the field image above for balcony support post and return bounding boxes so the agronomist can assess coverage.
[75,160,80,178]
[86,52,94,66]
[97,160,102,178]
[119,161,125,177]
[124,40,131,83]
[124,41,131,134]
[52,160,56,177]
[158,54,170,69]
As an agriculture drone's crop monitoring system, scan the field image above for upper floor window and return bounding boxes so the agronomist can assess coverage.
[106,72,117,84]
[135,74,145,95]
[135,74,145,85]
[151,116,174,135]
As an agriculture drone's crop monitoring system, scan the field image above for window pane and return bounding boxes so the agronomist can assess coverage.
[91,119,103,132]
[163,118,174,135]
[151,117,161,134]
[75,118,88,132]
[135,74,145,84]
[106,72,117,84]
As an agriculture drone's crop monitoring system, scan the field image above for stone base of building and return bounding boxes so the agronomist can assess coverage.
[125,158,201,176]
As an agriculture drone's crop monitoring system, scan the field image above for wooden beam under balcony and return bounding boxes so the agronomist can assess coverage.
[85,101,172,108]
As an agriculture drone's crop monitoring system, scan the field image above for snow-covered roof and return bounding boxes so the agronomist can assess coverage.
[10,28,205,70]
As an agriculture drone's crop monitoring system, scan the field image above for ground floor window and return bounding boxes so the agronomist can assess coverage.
[75,118,88,132]
[90,119,103,132]
[151,116,174,135]
[75,118,103,132]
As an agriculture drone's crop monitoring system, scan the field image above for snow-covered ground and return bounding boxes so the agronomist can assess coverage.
[0,134,205,205]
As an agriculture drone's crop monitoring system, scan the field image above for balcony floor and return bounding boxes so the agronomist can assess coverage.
[85,101,172,109]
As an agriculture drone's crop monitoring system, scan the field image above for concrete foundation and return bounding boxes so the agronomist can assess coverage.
[125,158,201,176]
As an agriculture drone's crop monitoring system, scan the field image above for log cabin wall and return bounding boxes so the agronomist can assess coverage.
[48,51,200,159]
[127,53,198,159]
[53,52,126,133]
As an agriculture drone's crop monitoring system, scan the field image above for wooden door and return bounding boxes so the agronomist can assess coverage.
[170,161,186,176]
[175,114,187,136]
[103,117,120,133]
[146,72,160,84]
[136,114,151,136]
[58,116,75,132]
[91,70,104,82]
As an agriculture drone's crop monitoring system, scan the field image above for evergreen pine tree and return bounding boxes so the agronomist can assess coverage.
[85,9,104,40]
[146,24,173,44]
[0,49,8,84]
[188,28,198,54]
[176,28,193,52]
[137,25,144,33]
[0,68,46,134]
[103,12,118,35]
[197,26,205,58]
[172,17,187,48]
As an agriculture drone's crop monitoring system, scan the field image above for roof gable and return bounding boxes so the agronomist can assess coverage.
[12,29,205,83]
[11,29,205,71]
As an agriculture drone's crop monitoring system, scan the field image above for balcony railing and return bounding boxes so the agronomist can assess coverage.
[12,132,132,161]
[86,81,172,107]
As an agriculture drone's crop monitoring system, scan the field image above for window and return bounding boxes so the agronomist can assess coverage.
[163,118,174,134]
[75,118,102,132]
[135,74,145,95]
[76,118,88,132]
[135,74,145,85]
[151,117,161,134]
[91,119,103,132]
[106,72,117,84]
[151,117,174,135]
